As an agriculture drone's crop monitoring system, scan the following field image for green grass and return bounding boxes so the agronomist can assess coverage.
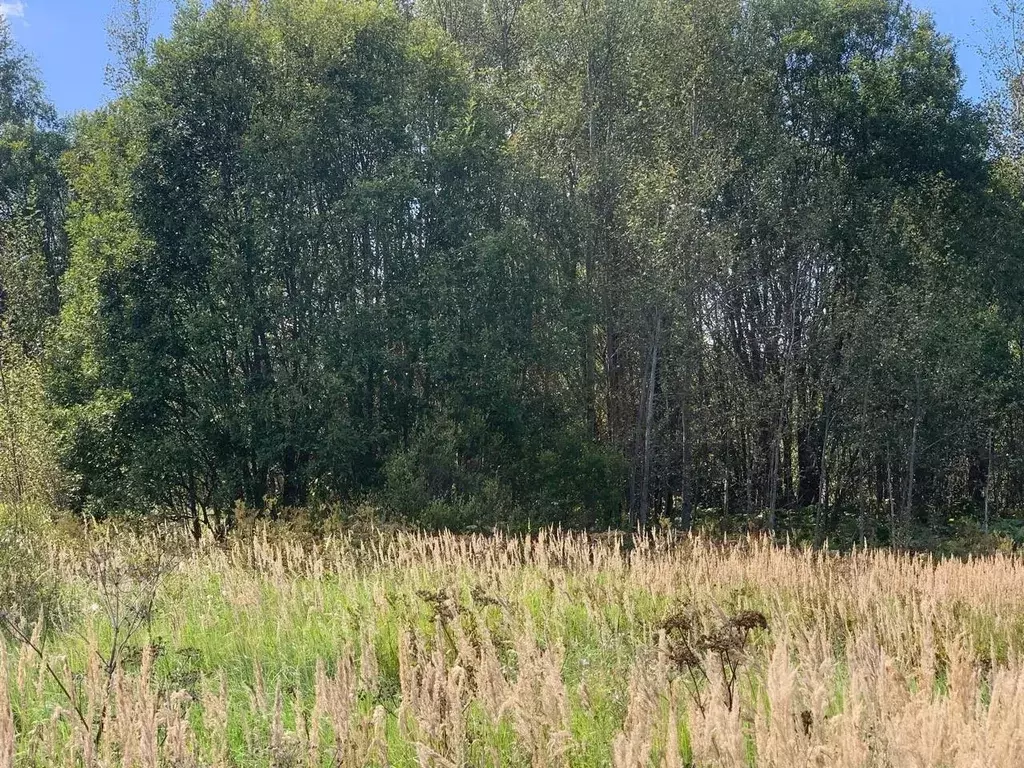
[7,525,1024,766]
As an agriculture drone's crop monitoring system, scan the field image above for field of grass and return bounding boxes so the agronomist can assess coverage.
[4,522,1024,767]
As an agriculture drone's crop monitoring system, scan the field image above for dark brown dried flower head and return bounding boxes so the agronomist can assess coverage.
[729,610,768,632]
[659,611,694,634]
[416,588,458,621]
[801,710,814,736]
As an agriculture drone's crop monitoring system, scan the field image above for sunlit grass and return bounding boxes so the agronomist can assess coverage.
[5,525,1024,765]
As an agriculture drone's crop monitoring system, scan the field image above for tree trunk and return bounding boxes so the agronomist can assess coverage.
[679,387,692,531]
[816,420,829,544]
[886,452,896,544]
[984,429,994,534]
[901,392,921,546]
[636,312,662,530]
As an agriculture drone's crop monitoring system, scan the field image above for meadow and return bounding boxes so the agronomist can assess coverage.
[4,520,1024,767]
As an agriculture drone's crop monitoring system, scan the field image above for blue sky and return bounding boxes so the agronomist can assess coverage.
[0,0,999,116]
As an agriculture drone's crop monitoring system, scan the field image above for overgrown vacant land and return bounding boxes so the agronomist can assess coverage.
[8,0,1024,762]
[4,525,1024,767]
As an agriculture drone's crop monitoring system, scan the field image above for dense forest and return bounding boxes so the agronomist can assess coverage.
[2,0,1024,545]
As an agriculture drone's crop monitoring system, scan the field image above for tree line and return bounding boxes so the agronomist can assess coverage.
[3,0,1024,544]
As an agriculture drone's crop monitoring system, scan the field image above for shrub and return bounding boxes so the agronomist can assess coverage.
[0,503,62,623]
[0,337,63,509]
[383,410,515,528]
[384,410,626,530]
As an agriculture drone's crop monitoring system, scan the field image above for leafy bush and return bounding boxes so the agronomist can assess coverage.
[524,430,626,528]
[0,337,63,509]
[383,411,519,528]
[0,503,62,623]
[383,410,625,530]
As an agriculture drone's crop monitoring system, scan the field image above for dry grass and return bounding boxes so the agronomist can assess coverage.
[4,526,1024,766]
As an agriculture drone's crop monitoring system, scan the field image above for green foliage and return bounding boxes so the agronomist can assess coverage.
[0,503,60,621]
[383,409,625,529]
[525,428,626,528]
[0,16,67,511]
[0,336,61,507]
[1,0,1022,540]
[53,0,570,527]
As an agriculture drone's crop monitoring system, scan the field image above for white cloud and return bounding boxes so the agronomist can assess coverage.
[0,2,25,19]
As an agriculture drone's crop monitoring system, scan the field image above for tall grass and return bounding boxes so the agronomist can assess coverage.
[4,525,1024,766]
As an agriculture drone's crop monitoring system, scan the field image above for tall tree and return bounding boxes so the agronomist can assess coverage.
[0,17,66,506]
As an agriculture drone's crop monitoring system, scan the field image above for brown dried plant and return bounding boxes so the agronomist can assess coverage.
[659,605,768,715]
